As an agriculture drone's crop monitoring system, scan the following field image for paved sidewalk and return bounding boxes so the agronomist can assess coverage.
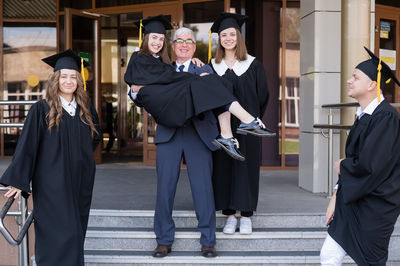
[0,159,330,213]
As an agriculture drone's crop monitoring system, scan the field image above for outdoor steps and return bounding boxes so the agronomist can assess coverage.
[83,210,400,265]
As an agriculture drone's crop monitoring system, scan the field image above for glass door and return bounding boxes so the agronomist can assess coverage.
[375,5,400,103]
[119,13,143,161]
[139,7,179,165]
[64,8,102,163]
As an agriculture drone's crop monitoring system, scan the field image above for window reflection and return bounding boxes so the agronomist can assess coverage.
[2,26,56,155]
[183,1,224,63]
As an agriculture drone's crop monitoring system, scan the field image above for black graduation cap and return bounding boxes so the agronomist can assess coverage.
[356,47,400,102]
[42,49,89,72]
[356,47,400,88]
[210,12,248,34]
[135,14,173,35]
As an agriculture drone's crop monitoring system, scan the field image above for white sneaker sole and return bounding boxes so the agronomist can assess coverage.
[223,229,236,235]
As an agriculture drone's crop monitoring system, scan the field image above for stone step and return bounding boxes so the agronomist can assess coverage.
[84,250,357,265]
[85,227,328,252]
[88,210,327,229]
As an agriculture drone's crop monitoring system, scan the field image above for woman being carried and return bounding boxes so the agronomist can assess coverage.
[124,15,274,161]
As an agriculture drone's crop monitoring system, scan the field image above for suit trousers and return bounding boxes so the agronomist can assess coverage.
[154,124,216,247]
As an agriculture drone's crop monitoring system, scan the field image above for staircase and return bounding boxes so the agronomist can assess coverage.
[83,210,393,265]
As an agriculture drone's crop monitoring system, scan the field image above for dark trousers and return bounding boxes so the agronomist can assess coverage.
[154,125,216,247]
[222,209,253,217]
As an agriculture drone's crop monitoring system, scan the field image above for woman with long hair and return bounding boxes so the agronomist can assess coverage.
[1,50,102,266]
[124,15,274,161]
[210,12,272,235]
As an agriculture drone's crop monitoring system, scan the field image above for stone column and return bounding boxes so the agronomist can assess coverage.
[299,0,342,193]
[340,0,371,156]
[299,0,375,193]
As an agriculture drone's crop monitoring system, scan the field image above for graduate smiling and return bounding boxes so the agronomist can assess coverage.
[321,47,400,266]
[1,50,102,266]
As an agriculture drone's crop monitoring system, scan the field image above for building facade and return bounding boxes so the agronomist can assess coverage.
[0,0,301,169]
[0,0,399,184]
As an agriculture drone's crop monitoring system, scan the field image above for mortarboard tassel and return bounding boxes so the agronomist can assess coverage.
[377,58,382,103]
[208,29,212,63]
[139,19,143,48]
[81,57,86,91]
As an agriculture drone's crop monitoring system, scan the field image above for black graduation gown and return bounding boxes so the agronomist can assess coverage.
[0,100,101,266]
[124,53,236,127]
[211,56,269,211]
[328,100,400,266]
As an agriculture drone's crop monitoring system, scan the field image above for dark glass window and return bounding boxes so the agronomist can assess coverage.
[59,0,92,11]
[95,0,173,8]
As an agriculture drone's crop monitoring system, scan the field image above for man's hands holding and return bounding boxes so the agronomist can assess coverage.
[131,85,143,93]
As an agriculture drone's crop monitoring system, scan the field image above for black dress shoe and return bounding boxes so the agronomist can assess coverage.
[212,137,245,161]
[152,245,171,258]
[236,118,276,137]
[201,245,217,258]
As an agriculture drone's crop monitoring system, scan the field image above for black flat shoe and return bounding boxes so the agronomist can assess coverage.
[236,118,276,137]
[212,137,245,161]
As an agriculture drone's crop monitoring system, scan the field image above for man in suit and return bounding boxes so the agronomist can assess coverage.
[129,27,218,258]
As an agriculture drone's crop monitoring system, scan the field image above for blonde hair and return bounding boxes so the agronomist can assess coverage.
[45,70,98,137]
[215,28,247,64]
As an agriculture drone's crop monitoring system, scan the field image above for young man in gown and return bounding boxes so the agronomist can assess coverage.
[320,47,400,266]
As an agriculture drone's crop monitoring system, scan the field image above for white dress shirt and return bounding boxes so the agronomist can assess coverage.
[60,95,77,116]
[175,59,191,72]
[356,95,384,119]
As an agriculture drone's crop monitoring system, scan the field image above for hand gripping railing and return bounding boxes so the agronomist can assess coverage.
[0,196,34,245]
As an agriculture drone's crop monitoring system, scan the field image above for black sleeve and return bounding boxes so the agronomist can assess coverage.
[124,53,190,86]
[90,105,102,151]
[0,102,44,195]
[255,60,269,117]
[340,111,400,203]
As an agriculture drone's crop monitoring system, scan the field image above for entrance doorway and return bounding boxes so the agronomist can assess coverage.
[375,4,400,103]
[63,8,102,163]
[98,8,178,165]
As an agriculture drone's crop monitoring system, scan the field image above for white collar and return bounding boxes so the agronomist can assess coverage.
[175,59,191,72]
[356,95,384,119]
[60,95,76,108]
[211,54,255,76]
[59,95,77,108]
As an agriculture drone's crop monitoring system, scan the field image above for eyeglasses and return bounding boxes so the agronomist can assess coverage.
[174,39,195,44]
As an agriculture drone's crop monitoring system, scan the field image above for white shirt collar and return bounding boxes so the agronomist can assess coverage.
[211,54,255,76]
[356,95,384,119]
[175,59,191,72]
[59,95,77,116]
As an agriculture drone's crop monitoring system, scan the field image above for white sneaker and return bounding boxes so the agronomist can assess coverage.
[223,216,237,234]
[240,217,252,234]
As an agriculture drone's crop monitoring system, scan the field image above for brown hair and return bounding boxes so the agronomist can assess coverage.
[45,70,98,137]
[215,28,247,64]
[139,33,171,64]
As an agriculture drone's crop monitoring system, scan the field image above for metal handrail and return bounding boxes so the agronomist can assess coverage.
[315,101,400,197]
[0,100,36,266]
[0,197,34,246]
[0,123,24,128]
[0,100,37,105]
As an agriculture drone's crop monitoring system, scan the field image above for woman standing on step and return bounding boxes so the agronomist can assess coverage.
[210,12,273,235]
[1,50,101,266]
